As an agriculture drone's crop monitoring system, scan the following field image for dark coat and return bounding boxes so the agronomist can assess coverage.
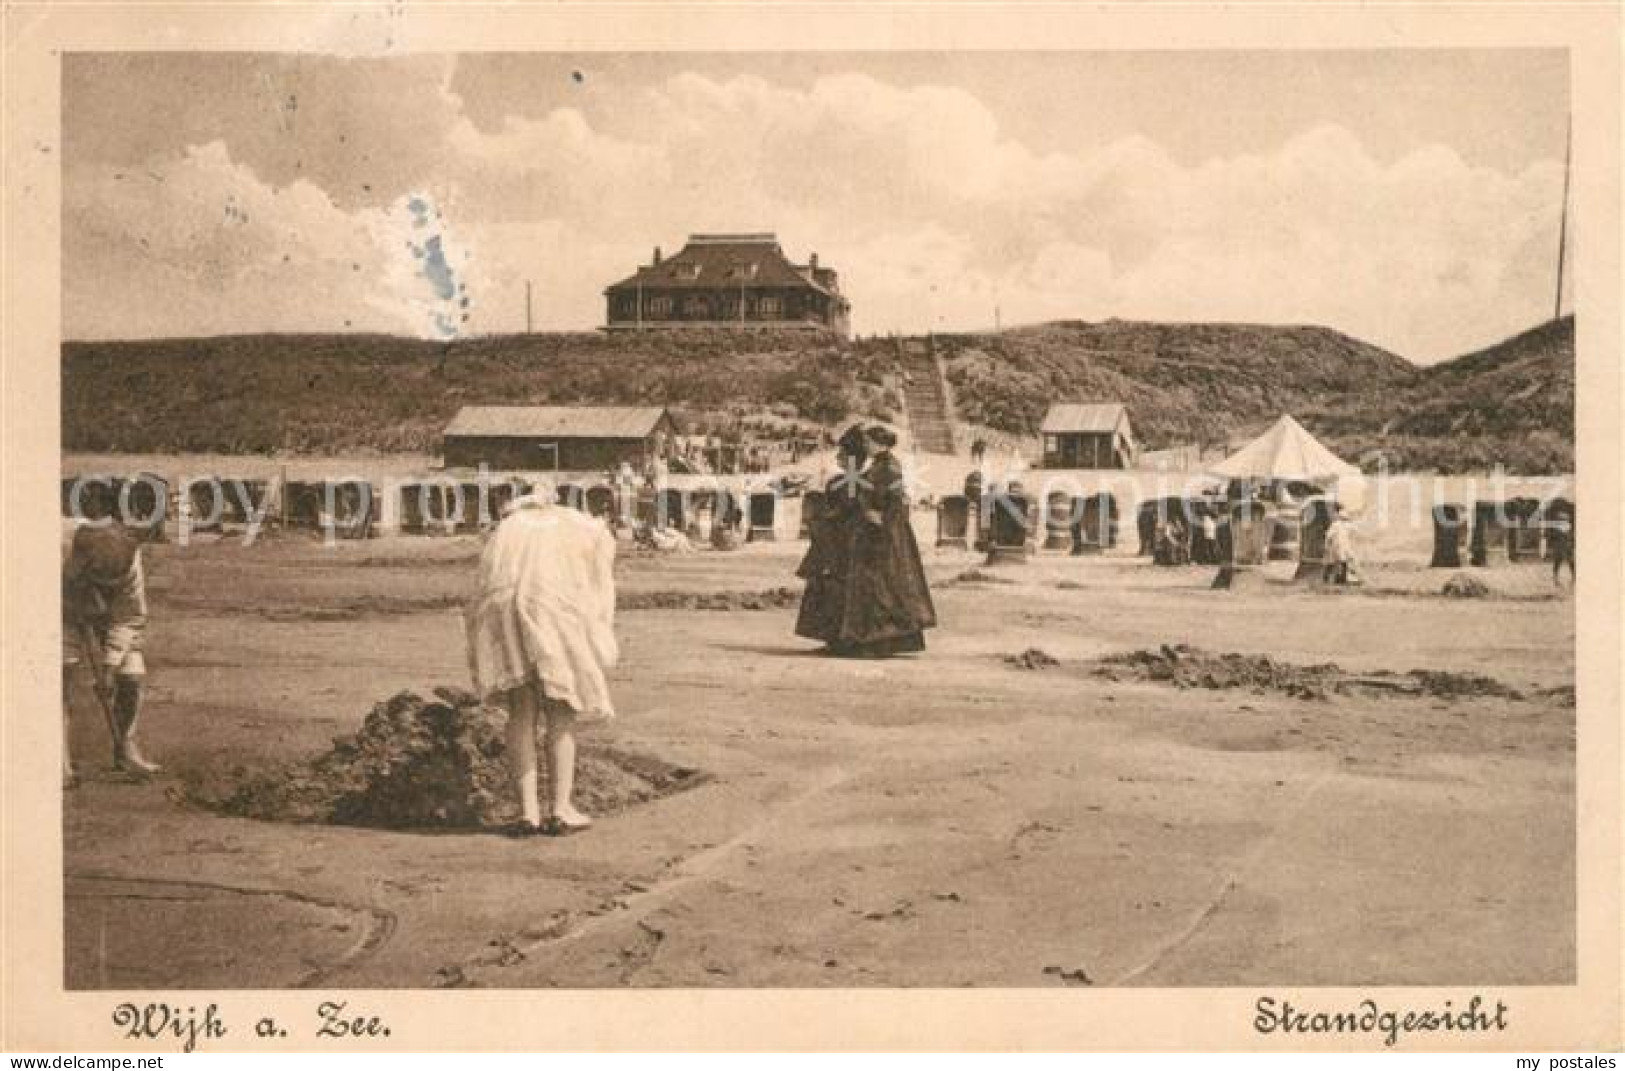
[834,452,937,649]
[794,473,861,644]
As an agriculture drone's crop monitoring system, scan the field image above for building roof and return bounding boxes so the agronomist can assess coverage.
[1210,414,1361,481]
[605,234,841,298]
[1040,403,1132,436]
[444,406,673,440]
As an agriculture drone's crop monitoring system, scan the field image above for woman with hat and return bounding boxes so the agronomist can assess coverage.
[833,424,937,657]
[794,424,868,652]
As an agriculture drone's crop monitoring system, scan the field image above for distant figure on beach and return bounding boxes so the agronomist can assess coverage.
[833,424,938,657]
[963,465,988,552]
[1323,503,1360,585]
[1195,507,1220,565]
[963,466,984,505]
[1153,519,1187,567]
[1136,500,1158,557]
[465,486,618,837]
[711,491,744,551]
[1546,499,1575,586]
[795,425,868,652]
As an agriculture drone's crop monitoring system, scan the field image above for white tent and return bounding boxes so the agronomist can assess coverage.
[1211,414,1366,508]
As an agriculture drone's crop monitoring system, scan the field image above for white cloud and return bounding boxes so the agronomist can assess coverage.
[65,70,1567,361]
[65,142,486,339]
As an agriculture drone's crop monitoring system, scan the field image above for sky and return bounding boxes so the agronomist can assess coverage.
[62,51,1570,362]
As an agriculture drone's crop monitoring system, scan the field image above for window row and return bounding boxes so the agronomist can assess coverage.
[622,295,786,318]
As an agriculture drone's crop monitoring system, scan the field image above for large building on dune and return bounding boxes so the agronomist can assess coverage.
[603,234,850,338]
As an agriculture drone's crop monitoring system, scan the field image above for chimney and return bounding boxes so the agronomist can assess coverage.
[809,252,819,271]
[653,246,663,265]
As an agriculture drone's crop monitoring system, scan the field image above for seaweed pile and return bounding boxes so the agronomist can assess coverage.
[1442,574,1492,599]
[185,688,706,829]
[1005,648,1061,671]
[619,587,801,611]
[1093,645,1529,703]
[1095,645,1343,700]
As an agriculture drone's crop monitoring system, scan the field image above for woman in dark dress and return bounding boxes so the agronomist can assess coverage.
[834,425,938,657]
[794,425,868,651]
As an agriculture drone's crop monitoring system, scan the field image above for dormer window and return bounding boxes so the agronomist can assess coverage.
[673,263,702,280]
[727,263,759,280]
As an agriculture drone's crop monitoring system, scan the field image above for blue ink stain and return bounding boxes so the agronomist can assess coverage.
[407,196,432,229]
[419,235,457,300]
[401,193,471,340]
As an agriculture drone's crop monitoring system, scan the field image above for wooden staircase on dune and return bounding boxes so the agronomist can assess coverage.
[896,337,958,455]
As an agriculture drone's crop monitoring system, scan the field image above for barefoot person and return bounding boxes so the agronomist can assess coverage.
[63,506,161,778]
[465,485,618,836]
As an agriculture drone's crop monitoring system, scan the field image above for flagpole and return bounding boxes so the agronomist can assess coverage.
[1555,114,1571,321]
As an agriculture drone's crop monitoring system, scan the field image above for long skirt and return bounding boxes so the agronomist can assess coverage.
[833,512,936,656]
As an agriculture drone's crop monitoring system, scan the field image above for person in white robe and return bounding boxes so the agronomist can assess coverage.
[464,484,618,836]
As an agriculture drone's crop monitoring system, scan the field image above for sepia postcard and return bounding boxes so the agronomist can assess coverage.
[2,1,1620,1053]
